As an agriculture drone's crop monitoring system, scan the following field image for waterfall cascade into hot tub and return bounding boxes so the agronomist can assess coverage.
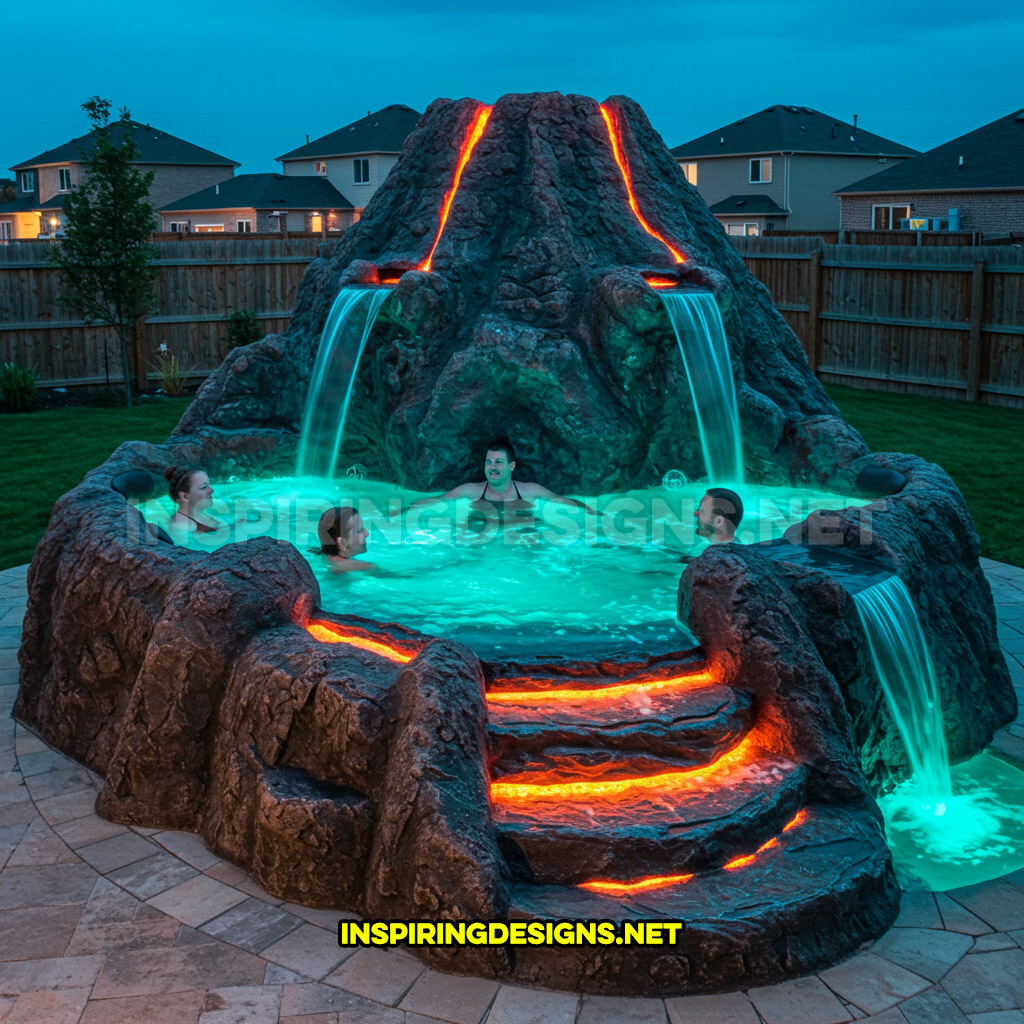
[296,287,389,479]
[660,292,743,485]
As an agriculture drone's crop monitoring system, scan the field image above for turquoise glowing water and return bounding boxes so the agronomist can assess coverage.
[143,479,865,657]
[854,575,953,810]
[296,287,389,479]
[660,292,743,486]
[879,751,1024,891]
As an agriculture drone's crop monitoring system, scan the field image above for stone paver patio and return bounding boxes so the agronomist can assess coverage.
[2,557,1023,1024]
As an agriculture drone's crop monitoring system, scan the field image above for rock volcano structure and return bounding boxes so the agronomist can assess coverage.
[15,93,1017,996]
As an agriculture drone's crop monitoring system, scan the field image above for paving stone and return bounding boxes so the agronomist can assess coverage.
[0,904,83,959]
[91,941,264,997]
[947,882,1024,933]
[967,1011,1024,1023]
[263,964,313,985]
[0,800,41,827]
[261,922,350,979]
[892,892,943,930]
[3,987,91,1024]
[323,946,425,1005]
[6,818,82,866]
[0,954,105,992]
[397,969,501,1024]
[666,992,761,1024]
[205,860,252,887]
[21,768,93,805]
[33,786,100,825]
[871,926,975,982]
[176,924,221,946]
[199,984,282,1024]
[575,994,668,1024]
[147,873,247,927]
[13,731,52,756]
[76,831,159,873]
[279,1015,340,1024]
[898,984,971,1023]
[820,952,931,1014]
[53,815,129,849]
[107,851,200,899]
[943,949,1024,1014]
[973,934,1020,953]
[1008,929,1024,949]
[0,862,98,909]
[748,975,853,1024]
[279,902,353,928]
[858,1010,909,1024]
[484,983,580,1024]
[153,829,223,870]
[230,873,285,903]
[79,876,143,925]
[201,897,304,954]
[280,982,403,1019]
[67,903,181,955]
[937,894,995,936]
[79,989,206,1024]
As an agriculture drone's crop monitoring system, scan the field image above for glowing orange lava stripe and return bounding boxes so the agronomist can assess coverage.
[577,809,808,895]
[643,276,678,289]
[600,104,685,264]
[306,622,415,664]
[490,732,759,803]
[486,671,714,706]
[420,104,493,272]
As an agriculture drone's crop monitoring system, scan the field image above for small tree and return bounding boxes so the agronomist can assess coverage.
[51,97,158,407]
[0,178,15,203]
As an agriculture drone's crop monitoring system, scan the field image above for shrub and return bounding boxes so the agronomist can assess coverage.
[226,309,266,349]
[0,362,38,411]
[152,344,190,397]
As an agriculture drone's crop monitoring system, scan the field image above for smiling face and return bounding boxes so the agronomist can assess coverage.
[484,449,515,492]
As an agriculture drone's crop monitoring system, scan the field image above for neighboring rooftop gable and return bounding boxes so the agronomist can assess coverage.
[159,173,354,212]
[11,121,237,171]
[277,104,421,161]
[835,108,1024,194]
[708,194,789,215]
[672,105,917,159]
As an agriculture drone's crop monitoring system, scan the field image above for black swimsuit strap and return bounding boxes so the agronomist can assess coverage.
[480,479,523,502]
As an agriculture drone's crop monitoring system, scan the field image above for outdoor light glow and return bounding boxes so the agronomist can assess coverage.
[305,620,415,663]
[486,669,714,705]
[600,104,686,264]
[643,275,678,289]
[420,104,493,272]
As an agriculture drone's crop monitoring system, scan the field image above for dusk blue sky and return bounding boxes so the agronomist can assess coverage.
[5,0,1022,177]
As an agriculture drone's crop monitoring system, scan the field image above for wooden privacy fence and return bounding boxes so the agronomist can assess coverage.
[733,236,1024,406]
[0,237,324,386]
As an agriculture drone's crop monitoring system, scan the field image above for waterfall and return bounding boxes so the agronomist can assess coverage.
[853,575,952,811]
[660,292,743,485]
[296,287,389,479]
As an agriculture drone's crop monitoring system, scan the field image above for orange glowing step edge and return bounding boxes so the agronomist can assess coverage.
[305,621,416,664]
[420,104,493,273]
[600,104,686,265]
[578,810,809,896]
[486,670,714,706]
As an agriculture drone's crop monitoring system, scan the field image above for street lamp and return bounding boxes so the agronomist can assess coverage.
[49,217,60,238]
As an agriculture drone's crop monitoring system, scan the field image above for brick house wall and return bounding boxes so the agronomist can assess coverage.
[839,191,1024,233]
[136,165,236,211]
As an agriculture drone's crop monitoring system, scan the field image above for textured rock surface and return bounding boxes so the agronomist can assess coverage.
[174,92,863,491]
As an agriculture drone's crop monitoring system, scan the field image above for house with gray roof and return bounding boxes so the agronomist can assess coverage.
[671,105,917,235]
[834,108,1024,234]
[0,121,237,240]
[158,173,355,234]
[277,104,420,212]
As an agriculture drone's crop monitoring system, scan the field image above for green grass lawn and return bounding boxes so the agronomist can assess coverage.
[826,384,1024,568]
[0,399,190,570]
[0,388,1021,571]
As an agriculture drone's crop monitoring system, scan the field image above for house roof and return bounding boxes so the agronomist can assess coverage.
[708,194,789,215]
[159,173,354,212]
[277,104,421,161]
[0,194,68,214]
[835,108,1024,194]
[672,105,917,159]
[10,121,237,172]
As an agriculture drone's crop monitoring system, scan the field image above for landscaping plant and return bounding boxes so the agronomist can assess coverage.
[0,362,38,411]
[226,309,266,348]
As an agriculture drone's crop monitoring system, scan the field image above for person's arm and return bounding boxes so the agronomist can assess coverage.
[519,482,606,516]
[399,482,478,514]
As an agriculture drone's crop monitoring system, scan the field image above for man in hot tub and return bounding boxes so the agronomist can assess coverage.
[316,506,378,572]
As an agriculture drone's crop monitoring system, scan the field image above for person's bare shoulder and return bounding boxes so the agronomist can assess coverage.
[446,481,485,498]
[517,481,558,499]
[327,556,379,574]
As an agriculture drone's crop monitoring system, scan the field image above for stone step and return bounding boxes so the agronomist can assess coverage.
[502,803,899,996]
[492,748,807,885]
[486,681,751,770]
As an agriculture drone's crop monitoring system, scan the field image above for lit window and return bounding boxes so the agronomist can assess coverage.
[680,162,697,186]
[316,161,327,175]
[749,158,772,183]
[236,220,252,233]
[745,223,759,236]
[20,171,35,193]
[58,168,72,191]
[354,158,369,184]
[872,204,911,229]
[168,221,189,232]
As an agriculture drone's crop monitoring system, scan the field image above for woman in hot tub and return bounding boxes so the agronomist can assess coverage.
[165,465,229,534]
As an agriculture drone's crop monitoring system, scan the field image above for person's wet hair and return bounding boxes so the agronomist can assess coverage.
[165,465,202,501]
[485,438,516,463]
[318,506,359,555]
[705,487,743,528]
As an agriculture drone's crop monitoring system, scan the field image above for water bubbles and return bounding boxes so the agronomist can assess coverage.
[661,469,688,490]
[346,464,368,481]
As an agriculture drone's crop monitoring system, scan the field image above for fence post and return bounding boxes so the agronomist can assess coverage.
[807,249,824,374]
[966,261,986,402]
[133,314,148,392]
